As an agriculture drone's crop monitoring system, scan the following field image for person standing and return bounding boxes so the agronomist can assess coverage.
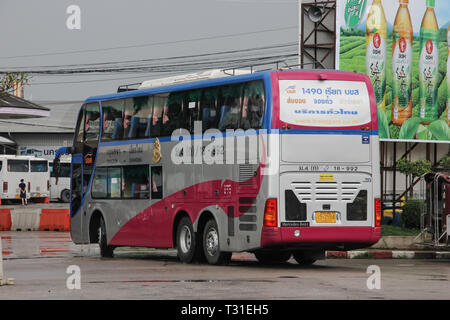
[19,179,27,206]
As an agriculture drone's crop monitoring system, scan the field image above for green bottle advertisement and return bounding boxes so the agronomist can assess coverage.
[418,0,440,124]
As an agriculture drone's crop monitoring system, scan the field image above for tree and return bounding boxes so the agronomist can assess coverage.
[0,72,30,96]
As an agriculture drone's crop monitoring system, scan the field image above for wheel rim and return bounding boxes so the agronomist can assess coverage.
[205,227,219,257]
[179,225,192,254]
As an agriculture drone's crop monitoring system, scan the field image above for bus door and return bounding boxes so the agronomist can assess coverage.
[70,153,84,237]
[70,102,100,243]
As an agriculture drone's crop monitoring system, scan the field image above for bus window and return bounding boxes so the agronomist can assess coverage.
[162,91,185,136]
[151,166,162,199]
[108,167,122,198]
[151,94,168,138]
[30,160,48,172]
[85,103,100,143]
[125,95,152,139]
[122,166,149,199]
[201,87,220,131]
[185,89,201,133]
[241,81,265,130]
[92,167,108,199]
[7,159,29,172]
[74,109,85,153]
[102,99,125,141]
[218,84,243,131]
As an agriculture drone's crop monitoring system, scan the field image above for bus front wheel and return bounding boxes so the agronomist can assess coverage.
[99,217,114,258]
[203,219,231,265]
[254,251,291,264]
[292,250,322,265]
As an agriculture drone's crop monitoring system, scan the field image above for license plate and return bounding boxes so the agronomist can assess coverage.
[36,193,40,197]
[315,211,336,223]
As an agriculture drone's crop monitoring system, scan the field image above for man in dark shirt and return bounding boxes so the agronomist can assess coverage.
[19,179,27,206]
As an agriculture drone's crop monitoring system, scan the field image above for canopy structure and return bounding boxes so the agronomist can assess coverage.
[0,94,50,119]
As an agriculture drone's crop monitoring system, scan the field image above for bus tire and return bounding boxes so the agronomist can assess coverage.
[99,216,114,258]
[61,189,71,203]
[202,219,231,265]
[254,251,291,264]
[292,250,319,265]
[176,217,197,264]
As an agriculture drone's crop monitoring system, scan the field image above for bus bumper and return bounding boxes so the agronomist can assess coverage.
[261,226,381,251]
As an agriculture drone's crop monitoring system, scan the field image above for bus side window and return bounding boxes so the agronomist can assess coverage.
[151,166,162,199]
[201,87,220,132]
[92,167,108,199]
[151,94,168,138]
[85,104,100,143]
[241,80,265,130]
[185,89,202,133]
[162,91,185,137]
[218,84,243,131]
[130,95,152,139]
[102,99,125,141]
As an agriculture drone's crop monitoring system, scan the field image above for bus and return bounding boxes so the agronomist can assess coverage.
[54,69,381,265]
[49,156,71,203]
[0,155,50,202]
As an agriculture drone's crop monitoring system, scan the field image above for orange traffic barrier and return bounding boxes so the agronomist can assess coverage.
[0,209,11,231]
[39,209,70,231]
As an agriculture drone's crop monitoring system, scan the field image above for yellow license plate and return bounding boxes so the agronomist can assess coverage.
[36,193,40,197]
[15,195,20,199]
[315,211,336,223]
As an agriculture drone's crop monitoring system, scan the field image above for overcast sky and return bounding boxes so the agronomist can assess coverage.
[0,0,300,101]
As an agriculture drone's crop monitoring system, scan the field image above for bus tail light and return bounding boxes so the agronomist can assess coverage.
[3,182,7,193]
[28,182,30,193]
[47,180,50,191]
[264,198,278,227]
[374,198,381,227]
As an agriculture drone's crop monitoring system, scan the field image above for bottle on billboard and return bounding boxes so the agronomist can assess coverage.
[419,0,440,125]
[366,0,387,111]
[391,0,413,126]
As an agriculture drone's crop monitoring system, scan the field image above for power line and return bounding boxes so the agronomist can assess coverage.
[0,26,297,60]
[1,42,298,71]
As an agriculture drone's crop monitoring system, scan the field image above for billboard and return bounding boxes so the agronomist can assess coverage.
[336,0,450,142]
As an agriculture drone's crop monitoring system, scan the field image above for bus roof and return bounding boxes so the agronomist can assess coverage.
[82,69,368,104]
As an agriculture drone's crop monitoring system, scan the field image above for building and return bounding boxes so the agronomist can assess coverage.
[0,100,80,160]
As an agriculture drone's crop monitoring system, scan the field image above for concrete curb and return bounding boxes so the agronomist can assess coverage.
[326,250,450,260]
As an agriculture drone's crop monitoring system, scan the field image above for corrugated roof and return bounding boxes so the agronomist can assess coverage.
[0,100,81,133]
[0,95,50,119]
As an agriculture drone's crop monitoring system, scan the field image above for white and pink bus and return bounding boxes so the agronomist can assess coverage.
[55,69,381,265]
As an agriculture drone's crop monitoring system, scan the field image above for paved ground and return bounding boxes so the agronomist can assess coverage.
[0,231,449,300]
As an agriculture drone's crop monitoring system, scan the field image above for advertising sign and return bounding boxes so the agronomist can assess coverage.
[336,0,450,142]
[279,80,371,127]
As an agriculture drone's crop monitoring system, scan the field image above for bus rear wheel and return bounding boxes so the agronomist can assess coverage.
[254,251,291,264]
[203,219,231,265]
[176,217,197,263]
[99,217,114,258]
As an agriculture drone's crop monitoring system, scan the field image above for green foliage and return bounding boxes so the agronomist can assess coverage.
[0,72,30,96]
[389,123,401,139]
[400,199,423,229]
[440,155,450,170]
[396,159,432,177]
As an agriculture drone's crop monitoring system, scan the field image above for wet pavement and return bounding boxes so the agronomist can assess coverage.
[0,231,449,300]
